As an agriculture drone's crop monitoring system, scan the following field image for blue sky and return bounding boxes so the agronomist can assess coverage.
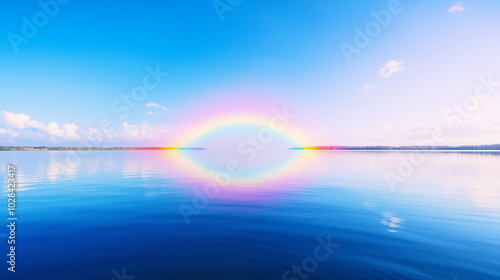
[1,0,500,147]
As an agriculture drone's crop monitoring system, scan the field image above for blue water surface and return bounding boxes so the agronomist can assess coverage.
[0,150,499,280]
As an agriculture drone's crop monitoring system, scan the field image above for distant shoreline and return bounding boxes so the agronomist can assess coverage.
[2,145,499,151]
[289,144,500,151]
[0,147,206,151]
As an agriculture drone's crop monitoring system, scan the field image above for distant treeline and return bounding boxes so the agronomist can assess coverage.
[0,147,207,151]
[289,144,500,150]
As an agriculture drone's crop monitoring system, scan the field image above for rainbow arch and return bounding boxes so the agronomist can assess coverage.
[163,113,311,185]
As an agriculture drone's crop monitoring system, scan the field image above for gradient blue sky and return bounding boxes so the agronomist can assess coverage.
[1,0,500,146]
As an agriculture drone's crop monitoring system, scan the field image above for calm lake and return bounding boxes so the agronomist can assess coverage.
[0,150,499,280]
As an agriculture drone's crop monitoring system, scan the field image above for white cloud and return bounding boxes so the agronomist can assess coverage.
[145,102,166,110]
[121,122,141,138]
[447,2,465,13]
[46,122,80,139]
[145,102,165,110]
[145,102,173,114]
[2,111,80,140]
[3,111,44,130]
[88,127,99,135]
[84,127,119,142]
[359,84,378,92]
[0,128,18,137]
[378,60,405,78]
[1,111,186,145]
[140,123,153,138]
[120,121,181,141]
[87,127,102,141]
[146,111,154,116]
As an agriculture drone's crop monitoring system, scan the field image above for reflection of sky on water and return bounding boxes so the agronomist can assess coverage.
[0,150,499,279]
[3,150,500,211]
[381,211,405,233]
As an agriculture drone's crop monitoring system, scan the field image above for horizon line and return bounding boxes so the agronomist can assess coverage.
[0,146,207,151]
[289,144,500,151]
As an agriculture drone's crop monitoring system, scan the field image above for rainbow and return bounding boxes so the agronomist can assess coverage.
[162,113,312,186]
[174,114,307,146]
